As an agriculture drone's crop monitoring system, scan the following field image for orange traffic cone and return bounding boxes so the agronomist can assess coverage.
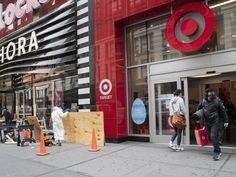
[36,131,49,156]
[88,128,100,152]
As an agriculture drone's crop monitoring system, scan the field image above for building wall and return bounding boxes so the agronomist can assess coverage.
[95,0,233,140]
[77,0,96,112]
[0,0,95,113]
[94,0,178,139]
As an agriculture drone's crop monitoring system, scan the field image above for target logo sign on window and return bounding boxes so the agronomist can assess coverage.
[99,79,112,100]
[166,2,215,52]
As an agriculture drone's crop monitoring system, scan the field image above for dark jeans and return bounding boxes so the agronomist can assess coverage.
[218,122,225,143]
[171,126,183,146]
[207,123,221,153]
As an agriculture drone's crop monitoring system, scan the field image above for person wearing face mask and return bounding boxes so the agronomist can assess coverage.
[51,104,68,146]
[197,88,228,161]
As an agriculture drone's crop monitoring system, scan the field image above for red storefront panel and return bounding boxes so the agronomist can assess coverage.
[95,0,174,139]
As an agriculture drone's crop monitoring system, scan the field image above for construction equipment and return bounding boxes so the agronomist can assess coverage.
[17,125,35,146]
[0,125,17,144]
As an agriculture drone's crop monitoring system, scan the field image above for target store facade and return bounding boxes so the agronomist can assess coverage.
[1,0,236,146]
[95,0,236,146]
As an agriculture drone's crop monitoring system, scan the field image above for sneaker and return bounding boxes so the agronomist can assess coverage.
[213,152,221,161]
[175,146,184,152]
[168,143,176,151]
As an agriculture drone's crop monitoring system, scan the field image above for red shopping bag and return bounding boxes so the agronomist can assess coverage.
[195,124,208,146]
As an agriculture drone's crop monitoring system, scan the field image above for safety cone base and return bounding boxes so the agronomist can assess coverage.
[36,152,49,156]
[37,130,49,156]
[88,147,100,152]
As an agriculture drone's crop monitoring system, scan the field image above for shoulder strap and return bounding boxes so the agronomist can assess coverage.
[171,99,175,112]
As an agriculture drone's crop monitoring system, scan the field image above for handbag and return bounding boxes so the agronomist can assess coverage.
[195,123,208,146]
[172,113,186,129]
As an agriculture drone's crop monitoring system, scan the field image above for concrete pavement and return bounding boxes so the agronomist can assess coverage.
[0,142,235,177]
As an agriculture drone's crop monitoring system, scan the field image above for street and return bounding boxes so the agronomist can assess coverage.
[0,142,235,177]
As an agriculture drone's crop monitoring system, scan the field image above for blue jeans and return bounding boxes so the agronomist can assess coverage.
[171,126,183,146]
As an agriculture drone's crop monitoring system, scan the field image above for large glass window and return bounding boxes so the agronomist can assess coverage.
[127,25,148,66]
[0,77,13,114]
[35,84,52,128]
[25,89,33,115]
[126,2,236,66]
[128,66,149,135]
[54,76,79,111]
[147,20,183,62]
[213,2,236,50]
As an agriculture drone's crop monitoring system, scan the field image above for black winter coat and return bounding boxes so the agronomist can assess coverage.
[197,98,228,126]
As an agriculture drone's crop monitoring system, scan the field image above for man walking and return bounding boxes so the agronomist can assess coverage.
[197,88,228,161]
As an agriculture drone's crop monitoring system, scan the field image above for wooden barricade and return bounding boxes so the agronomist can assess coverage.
[62,112,104,146]
[26,116,41,141]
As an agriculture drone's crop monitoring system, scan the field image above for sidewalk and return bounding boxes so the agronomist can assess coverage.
[0,142,235,177]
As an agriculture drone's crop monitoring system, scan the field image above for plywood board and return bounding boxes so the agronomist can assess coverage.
[26,116,41,141]
[62,112,104,146]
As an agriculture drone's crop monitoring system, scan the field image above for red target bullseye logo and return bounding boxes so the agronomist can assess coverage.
[99,79,112,96]
[166,2,215,52]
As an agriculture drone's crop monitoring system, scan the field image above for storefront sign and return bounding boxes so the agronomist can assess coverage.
[0,0,50,29]
[131,98,146,125]
[166,2,215,52]
[99,79,112,100]
[0,31,39,63]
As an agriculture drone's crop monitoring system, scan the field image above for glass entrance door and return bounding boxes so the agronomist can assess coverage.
[150,77,189,144]
[188,73,236,147]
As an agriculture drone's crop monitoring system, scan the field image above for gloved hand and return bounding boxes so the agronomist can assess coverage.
[224,123,229,128]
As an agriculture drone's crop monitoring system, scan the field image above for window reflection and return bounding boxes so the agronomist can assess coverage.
[147,20,182,62]
[128,66,149,135]
[126,2,236,67]
[35,84,52,128]
[54,76,79,111]
[127,25,148,66]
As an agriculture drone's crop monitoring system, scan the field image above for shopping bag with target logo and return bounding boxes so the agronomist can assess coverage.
[195,124,208,146]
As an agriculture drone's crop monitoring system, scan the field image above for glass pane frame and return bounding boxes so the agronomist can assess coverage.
[127,66,149,135]
[126,24,148,66]
[149,77,190,144]
[154,81,177,136]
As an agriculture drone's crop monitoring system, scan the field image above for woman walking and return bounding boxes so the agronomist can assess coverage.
[168,89,186,151]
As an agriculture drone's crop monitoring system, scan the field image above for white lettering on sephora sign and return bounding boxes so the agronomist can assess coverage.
[0,0,50,29]
[0,31,39,63]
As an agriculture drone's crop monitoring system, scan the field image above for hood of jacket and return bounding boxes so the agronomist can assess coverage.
[53,106,61,112]
[170,96,179,104]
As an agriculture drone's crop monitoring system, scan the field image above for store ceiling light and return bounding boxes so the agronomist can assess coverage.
[210,0,236,9]
[232,34,236,38]
[191,72,222,78]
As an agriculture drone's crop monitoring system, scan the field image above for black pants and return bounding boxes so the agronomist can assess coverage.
[207,123,221,153]
[171,126,183,146]
[218,122,224,143]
